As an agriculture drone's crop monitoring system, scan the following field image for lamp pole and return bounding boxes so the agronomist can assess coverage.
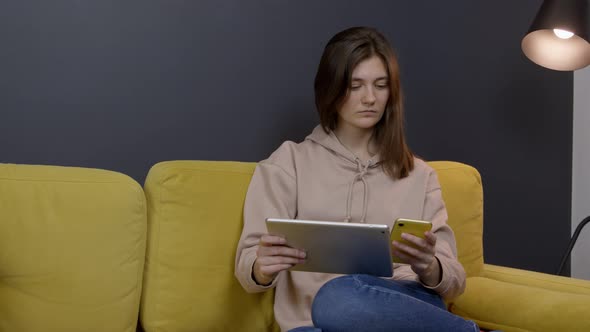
[557,216,590,275]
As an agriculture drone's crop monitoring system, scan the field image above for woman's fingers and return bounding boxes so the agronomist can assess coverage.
[424,231,437,246]
[260,234,287,246]
[256,253,306,277]
[258,264,295,276]
[392,232,438,272]
[392,240,430,261]
[392,246,432,272]
[391,247,412,262]
[258,244,306,259]
[257,255,305,266]
[253,233,307,284]
[258,234,306,259]
[400,233,435,252]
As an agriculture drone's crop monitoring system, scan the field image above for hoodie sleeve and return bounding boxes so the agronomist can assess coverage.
[234,146,297,293]
[419,170,467,300]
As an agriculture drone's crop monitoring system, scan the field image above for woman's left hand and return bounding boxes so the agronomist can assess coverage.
[391,231,441,286]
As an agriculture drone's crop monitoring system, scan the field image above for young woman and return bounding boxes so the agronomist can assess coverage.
[235,27,480,332]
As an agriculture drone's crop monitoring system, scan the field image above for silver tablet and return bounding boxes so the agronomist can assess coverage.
[265,218,393,277]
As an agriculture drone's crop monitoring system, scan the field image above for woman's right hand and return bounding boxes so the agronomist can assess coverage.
[252,234,307,285]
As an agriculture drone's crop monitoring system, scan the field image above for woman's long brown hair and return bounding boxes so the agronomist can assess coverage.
[314,26,414,179]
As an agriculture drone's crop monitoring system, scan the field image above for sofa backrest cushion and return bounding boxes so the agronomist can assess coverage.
[139,160,484,331]
[429,161,484,278]
[0,164,146,332]
[140,161,277,332]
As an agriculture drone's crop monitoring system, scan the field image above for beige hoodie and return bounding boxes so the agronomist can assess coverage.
[235,125,466,331]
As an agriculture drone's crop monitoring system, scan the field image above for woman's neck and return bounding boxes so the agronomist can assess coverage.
[333,124,376,162]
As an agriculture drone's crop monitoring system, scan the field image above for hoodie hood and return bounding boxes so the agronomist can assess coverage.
[305,125,381,166]
[305,125,380,223]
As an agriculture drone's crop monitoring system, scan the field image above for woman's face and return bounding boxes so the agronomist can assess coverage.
[336,55,390,132]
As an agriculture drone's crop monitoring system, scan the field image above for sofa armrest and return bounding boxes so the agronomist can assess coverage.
[483,264,590,295]
[450,275,590,332]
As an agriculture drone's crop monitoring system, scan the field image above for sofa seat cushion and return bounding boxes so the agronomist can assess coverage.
[451,276,590,332]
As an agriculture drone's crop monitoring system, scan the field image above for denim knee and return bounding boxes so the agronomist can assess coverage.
[310,274,475,332]
[311,275,359,328]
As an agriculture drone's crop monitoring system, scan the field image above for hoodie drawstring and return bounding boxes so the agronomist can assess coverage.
[344,159,370,223]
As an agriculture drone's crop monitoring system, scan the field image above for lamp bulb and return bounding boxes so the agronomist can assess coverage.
[553,29,574,39]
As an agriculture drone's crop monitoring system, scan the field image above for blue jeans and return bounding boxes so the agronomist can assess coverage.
[289,274,479,332]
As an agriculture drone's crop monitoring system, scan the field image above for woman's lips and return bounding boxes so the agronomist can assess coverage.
[358,110,377,115]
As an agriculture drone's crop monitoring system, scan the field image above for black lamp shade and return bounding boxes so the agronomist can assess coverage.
[522,0,590,71]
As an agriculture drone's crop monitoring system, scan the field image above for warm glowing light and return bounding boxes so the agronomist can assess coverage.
[553,29,574,39]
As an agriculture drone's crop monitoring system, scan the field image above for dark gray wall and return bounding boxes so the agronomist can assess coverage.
[0,1,572,275]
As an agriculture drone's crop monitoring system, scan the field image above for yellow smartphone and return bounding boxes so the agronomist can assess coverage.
[390,218,433,263]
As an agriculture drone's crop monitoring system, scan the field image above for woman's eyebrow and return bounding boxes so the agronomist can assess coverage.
[351,76,389,82]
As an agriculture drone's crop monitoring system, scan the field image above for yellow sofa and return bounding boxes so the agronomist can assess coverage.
[139,160,590,332]
[2,161,590,332]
